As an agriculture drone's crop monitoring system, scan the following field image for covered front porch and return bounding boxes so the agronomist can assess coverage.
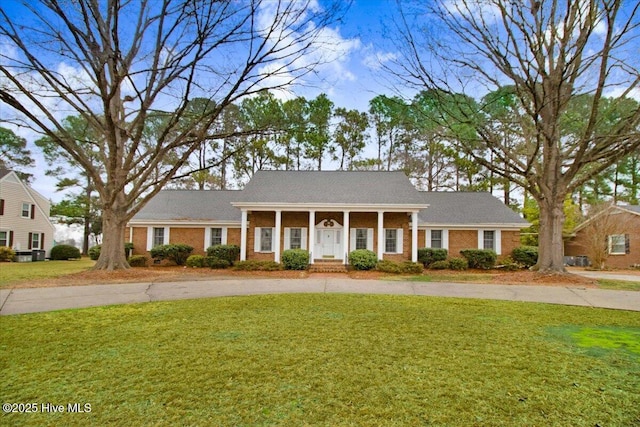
[235,207,421,264]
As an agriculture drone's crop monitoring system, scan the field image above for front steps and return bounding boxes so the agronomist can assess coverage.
[309,259,348,273]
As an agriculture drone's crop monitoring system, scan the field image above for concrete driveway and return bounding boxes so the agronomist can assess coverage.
[1,277,639,315]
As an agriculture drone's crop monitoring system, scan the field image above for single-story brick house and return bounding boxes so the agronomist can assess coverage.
[565,204,640,269]
[127,171,529,264]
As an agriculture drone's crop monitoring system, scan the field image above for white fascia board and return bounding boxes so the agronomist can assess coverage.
[418,223,529,230]
[128,220,241,227]
[231,202,429,212]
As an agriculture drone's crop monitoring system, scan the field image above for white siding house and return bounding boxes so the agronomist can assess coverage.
[0,169,56,258]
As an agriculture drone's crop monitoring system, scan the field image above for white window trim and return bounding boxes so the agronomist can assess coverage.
[0,230,7,247]
[30,232,41,249]
[478,229,501,255]
[284,227,308,250]
[608,234,626,255]
[21,202,31,218]
[383,228,404,254]
[426,229,449,250]
[255,227,274,253]
[146,226,170,250]
[204,227,228,250]
[350,228,374,252]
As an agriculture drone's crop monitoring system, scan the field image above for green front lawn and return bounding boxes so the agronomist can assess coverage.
[0,258,95,286]
[2,294,639,426]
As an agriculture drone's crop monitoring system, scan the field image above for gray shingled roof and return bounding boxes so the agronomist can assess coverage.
[132,190,241,222]
[236,170,425,205]
[419,192,528,226]
[622,205,640,214]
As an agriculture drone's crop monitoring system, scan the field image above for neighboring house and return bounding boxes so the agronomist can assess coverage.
[0,168,56,258]
[127,171,529,263]
[565,204,640,269]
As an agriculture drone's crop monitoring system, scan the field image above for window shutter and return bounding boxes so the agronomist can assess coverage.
[495,230,502,255]
[625,234,630,254]
[222,227,228,245]
[396,228,403,254]
[9,231,13,247]
[204,228,211,251]
[146,227,153,251]
[28,232,33,249]
[350,228,356,251]
[425,229,431,248]
[367,228,374,251]
[284,228,291,250]
[30,204,35,219]
[41,234,45,250]
[301,227,308,250]
[254,228,261,253]
[443,230,449,250]
[0,199,4,215]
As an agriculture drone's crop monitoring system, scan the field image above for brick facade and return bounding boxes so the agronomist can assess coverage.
[565,210,640,269]
[128,215,523,263]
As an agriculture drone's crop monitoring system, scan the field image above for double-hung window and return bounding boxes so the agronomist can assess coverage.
[22,203,32,218]
[153,227,165,247]
[483,230,495,250]
[355,228,368,250]
[260,227,273,252]
[430,230,443,249]
[289,228,302,249]
[0,231,8,247]
[608,234,628,255]
[210,228,223,246]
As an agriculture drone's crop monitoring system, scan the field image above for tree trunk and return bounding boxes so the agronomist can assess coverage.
[93,203,130,270]
[533,196,566,273]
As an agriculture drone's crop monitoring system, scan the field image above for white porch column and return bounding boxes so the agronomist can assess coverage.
[240,209,248,261]
[377,210,384,260]
[275,210,282,263]
[343,210,350,264]
[411,211,418,263]
[308,210,315,264]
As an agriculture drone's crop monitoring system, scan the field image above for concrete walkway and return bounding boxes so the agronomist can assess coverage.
[1,277,639,315]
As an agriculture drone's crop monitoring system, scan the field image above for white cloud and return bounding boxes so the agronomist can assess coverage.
[363,50,398,71]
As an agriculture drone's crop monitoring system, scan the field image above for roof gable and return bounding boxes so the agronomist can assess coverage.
[235,171,425,206]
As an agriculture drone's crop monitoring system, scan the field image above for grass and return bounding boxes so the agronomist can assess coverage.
[596,278,640,291]
[402,272,495,283]
[2,294,639,426]
[0,258,95,286]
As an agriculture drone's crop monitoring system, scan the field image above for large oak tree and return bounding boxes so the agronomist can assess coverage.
[0,0,346,270]
[389,0,640,273]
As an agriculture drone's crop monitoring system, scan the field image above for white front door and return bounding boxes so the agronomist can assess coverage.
[315,227,342,258]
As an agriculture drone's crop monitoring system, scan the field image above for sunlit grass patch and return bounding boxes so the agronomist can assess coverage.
[597,279,640,291]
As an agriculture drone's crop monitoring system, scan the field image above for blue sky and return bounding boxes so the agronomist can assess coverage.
[2,0,402,201]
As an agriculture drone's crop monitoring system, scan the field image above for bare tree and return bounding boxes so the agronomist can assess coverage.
[574,203,626,270]
[0,0,346,270]
[387,0,640,273]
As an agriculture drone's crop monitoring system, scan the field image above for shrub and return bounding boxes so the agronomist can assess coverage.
[206,245,240,265]
[400,261,424,274]
[429,260,450,270]
[512,246,538,268]
[448,257,468,271]
[150,244,194,266]
[0,246,15,262]
[281,249,309,270]
[233,260,282,271]
[206,257,231,269]
[418,248,448,267]
[128,255,148,267]
[349,249,378,271]
[88,245,101,260]
[376,260,401,274]
[186,255,206,268]
[498,256,522,271]
[460,249,497,269]
[50,244,81,260]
